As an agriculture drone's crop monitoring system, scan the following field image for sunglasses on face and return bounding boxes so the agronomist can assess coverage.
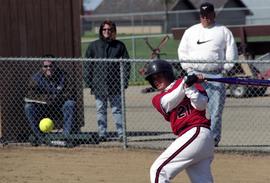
[102,28,112,32]
[43,65,53,68]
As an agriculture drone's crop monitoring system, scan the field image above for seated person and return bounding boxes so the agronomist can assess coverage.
[24,54,76,146]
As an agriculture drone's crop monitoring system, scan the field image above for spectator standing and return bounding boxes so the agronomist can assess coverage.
[178,2,238,146]
[84,20,131,142]
[24,55,76,146]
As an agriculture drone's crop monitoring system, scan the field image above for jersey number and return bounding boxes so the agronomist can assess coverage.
[177,104,192,118]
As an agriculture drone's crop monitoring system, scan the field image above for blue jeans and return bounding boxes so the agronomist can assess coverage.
[95,94,123,138]
[24,100,76,138]
[202,81,226,144]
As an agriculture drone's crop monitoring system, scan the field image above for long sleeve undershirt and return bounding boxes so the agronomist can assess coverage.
[161,80,208,113]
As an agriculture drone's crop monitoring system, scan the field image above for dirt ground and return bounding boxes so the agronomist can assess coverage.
[0,146,269,183]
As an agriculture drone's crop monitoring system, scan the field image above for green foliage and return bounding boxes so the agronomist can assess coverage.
[122,36,179,59]
[82,31,98,38]
[81,33,180,59]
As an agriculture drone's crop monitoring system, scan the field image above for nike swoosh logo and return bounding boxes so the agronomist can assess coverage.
[197,40,211,44]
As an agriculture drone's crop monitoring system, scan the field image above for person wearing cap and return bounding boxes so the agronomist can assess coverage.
[178,2,238,146]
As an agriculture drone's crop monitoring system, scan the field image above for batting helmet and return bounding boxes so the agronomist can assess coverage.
[144,59,175,89]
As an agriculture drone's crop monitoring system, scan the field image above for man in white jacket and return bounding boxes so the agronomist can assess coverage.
[178,2,238,146]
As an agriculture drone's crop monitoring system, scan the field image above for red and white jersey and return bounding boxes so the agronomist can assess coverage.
[152,78,210,136]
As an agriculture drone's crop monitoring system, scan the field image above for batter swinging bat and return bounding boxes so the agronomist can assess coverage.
[204,77,270,87]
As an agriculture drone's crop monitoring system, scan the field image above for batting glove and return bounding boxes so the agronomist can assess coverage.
[185,74,198,87]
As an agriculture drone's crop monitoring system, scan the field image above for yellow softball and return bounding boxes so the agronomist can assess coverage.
[39,118,54,133]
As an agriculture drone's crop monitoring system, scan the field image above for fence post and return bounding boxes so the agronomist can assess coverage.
[120,60,128,149]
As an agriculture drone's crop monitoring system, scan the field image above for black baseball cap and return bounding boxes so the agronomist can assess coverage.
[200,2,214,16]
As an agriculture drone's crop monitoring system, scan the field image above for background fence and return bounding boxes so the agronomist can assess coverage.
[81,5,270,62]
[81,6,270,35]
[0,58,270,152]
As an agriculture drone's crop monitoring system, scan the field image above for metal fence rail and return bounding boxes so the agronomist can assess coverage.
[0,58,270,152]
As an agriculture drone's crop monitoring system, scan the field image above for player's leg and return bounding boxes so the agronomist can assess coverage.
[62,100,76,135]
[150,127,214,183]
[95,94,108,140]
[186,157,214,183]
[109,94,123,140]
[203,82,226,146]
[182,127,214,183]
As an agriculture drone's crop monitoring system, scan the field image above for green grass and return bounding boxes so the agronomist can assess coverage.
[81,33,180,86]
[247,36,270,42]
[81,32,270,59]
[121,37,179,59]
[81,32,180,59]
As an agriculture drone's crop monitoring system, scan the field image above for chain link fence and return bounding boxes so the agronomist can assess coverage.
[0,58,270,152]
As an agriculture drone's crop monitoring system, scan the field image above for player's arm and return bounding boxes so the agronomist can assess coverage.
[184,74,208,111]
[160,80,186,113]
[185,86,208,111]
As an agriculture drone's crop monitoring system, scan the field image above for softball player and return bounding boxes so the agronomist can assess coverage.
[145,60,214,183]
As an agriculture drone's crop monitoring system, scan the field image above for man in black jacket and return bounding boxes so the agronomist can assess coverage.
[85,20,131,142]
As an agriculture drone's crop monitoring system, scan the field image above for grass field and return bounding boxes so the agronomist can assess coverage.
[81,32,180,59]
[81,31,270,59]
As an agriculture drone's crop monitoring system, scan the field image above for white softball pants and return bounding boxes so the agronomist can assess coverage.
[150,127,215,183]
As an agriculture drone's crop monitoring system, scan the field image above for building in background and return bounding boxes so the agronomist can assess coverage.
[242,0,270,25]
[81,0,252,34]
[82,0,102,15]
